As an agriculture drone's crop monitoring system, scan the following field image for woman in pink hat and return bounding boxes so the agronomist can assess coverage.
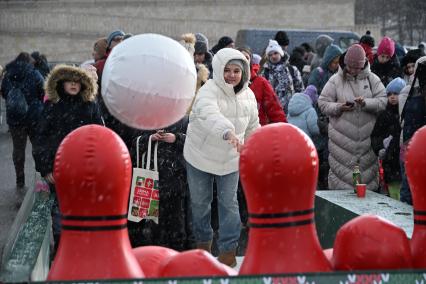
[318,44,387,191]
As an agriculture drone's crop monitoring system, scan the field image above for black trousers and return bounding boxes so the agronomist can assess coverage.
[317,148,330,190]
[128,182,194,251]
[9,126,35,185]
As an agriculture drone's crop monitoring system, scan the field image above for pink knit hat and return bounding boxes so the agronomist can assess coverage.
[344,44,366,69]
[377,36,395,57]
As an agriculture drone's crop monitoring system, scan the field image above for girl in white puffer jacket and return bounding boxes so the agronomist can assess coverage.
[184,48,259,267]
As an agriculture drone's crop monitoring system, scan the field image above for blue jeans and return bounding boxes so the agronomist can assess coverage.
[399,159,412,205]
[186,161,241,253]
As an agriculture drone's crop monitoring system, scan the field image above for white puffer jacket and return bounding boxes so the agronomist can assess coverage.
[318,62,387,190]
[184,48,260,175]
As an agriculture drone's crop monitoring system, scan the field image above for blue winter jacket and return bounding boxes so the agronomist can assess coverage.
[1,61,45,128]
[308,44,342,94]
[287,93,320,138]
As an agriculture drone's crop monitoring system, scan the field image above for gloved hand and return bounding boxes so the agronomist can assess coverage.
[35,178,50,193]
[383,135,393,150]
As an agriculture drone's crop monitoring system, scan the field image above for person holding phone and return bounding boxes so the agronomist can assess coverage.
[318,44,387,191]
[129,116,194,251]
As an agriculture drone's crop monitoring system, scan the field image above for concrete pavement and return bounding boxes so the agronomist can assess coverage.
[0,101,36,268]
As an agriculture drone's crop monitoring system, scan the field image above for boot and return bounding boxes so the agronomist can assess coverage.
[218,250,237,268]
[196,241,212,253]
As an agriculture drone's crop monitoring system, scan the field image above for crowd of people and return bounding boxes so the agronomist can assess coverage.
[0,29,425,268]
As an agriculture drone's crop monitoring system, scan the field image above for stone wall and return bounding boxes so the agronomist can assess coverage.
[0,0,356,66]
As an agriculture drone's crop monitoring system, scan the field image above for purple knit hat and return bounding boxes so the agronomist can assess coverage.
[344,44,366,69]
[304,85,318,104]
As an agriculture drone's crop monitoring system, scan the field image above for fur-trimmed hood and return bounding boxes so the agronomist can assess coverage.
[196,63,209,93]
[45,64,98,103]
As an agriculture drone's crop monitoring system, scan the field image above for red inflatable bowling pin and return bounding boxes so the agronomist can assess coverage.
[239,123,331,274]
[332,214,412,270]
[133,246,178,278]
[159,249,237,277]
[48,125,144,280]
[406,125,426,268]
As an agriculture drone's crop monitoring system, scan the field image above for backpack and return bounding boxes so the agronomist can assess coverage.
[6,85,28,127]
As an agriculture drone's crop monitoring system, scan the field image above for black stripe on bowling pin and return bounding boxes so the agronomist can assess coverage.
[61,214,128,220]
[414,210,426,226]
[413,210,426,215]
[62,224,128,231]
[61,214,128,231]
[248,208,314,228]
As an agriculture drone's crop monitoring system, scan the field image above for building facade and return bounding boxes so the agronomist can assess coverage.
[0,0,356,65]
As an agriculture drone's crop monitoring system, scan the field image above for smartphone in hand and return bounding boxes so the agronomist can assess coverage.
[345,101,355,107]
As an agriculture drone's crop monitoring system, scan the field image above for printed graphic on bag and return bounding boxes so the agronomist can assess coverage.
[135,186,152,199]
[127,137,160,224]
[133,196,142,206]
[142,188,152,198]
[135,187,143,196]
[145,178,154,189]
[149,200,159,217]
[129,173,160,222]
[141,198,150,208]
[138,208,148,218]
[152,189,159,200]
[131,206,139,217]
[136,176,145,186]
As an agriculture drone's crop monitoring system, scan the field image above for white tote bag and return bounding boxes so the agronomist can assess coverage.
[127,134,160,224]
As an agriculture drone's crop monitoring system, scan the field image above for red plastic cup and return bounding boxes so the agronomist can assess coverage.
[356,184,367,198]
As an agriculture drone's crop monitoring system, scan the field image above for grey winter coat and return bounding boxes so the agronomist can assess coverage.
[318,61,387,190]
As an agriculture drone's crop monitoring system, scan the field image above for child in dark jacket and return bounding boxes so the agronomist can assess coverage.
[371,37,402,86]
[371,78,406,198]
[33,64,103,254]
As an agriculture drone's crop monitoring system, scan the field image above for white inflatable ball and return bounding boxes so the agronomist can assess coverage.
[102,33,197,130]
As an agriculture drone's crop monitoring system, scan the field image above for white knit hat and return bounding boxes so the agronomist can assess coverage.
[266,39,284,57]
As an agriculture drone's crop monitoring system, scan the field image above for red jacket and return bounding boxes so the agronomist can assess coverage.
[249,65,287,125]
[360,43,374,65]
[93,50,111,80]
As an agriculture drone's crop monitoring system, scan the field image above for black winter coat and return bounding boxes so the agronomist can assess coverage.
[1,61,44,128]
[402,87,426,142]
[128,116,193,251]
[33,94,103,177]
[371,55,402,86]
[371,103,401,183]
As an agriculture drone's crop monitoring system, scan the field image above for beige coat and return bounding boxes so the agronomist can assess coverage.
[318,63,386,190]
